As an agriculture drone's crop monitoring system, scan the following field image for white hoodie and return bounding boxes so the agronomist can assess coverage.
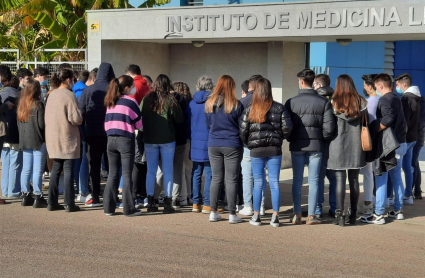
[405,86,421,97]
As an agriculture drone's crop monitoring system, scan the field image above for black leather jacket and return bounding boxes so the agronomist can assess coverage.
[239,101,292,158]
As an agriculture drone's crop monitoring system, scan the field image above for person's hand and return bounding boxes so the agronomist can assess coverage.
[5,101,14,110]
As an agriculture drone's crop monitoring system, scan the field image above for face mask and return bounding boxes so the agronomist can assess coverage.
[298,82,302,90]
[40,80,48,86]
[376,91,382,97]
[130,87,137,95]
[396,87,403,95]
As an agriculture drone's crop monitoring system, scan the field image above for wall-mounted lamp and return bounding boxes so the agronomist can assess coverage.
[192,41,205,48]
[336,39,352,46]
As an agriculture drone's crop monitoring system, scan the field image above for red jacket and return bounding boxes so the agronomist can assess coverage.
[129,75,150,105]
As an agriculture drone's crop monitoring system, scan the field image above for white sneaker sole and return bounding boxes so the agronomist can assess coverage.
[249,221,261,226]
[270,222,280,228]
[105,213,114,217]
[239,211,254,216]
[85,203,102,207]
[209,218,221,222]
[229,220,242,224]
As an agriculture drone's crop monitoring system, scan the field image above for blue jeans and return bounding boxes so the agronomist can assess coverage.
[316,157,336,215]
[73,140,89,195]
[403,141,416,197]
[412,141,424,194]
[191,161,212,205]
[241,148,265,207]
[375,142,407,214]
[145,142,175,198]
[1,148,22,197]
[21,144,47,195]
[291,151,322,216]
[251,156,282,213]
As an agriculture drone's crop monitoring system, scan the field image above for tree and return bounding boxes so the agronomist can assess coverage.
[0,0,170,61]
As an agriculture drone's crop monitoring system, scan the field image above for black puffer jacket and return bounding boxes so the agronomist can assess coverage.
[401,87,421,143]
[316,86,334,100]
[418,96,425,142]
[284,89,335,152]
[239,101,292,158]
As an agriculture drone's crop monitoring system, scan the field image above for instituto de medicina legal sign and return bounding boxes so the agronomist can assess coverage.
[167,7,425,32]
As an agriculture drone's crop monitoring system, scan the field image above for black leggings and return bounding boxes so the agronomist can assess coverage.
[335,169,360,212]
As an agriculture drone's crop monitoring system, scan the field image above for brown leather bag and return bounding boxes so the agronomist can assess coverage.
[361,110,372,151]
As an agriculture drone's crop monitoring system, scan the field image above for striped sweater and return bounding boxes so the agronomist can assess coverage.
[104,95,142,138]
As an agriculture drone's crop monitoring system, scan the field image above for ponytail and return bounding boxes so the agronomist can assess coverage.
[104,75,134,108]
[51,73,61,89]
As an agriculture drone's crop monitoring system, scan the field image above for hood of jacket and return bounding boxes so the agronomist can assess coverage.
[317,86,334,98]
[0,86,20,102]
[95,63,115,83]
[405,86,421,98]
[335,98,367,122]
[193,91,210,104]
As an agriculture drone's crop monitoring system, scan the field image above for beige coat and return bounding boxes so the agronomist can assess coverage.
[45,88,83,159]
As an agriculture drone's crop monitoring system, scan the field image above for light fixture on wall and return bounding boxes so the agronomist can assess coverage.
[192,41,205,47]
[336,39,352,46]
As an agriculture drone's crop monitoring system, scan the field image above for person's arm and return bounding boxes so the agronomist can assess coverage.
[322,101,336,140]
[131,103,143,130]
[378,97,394,131]
[239,108,250,145]
[281,106,293,140]
[37,104,45,131]
[68,95,83,126]
[78,88,87,119]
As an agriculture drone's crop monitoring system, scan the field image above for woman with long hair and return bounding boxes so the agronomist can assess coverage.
[169,81,192,208]
[239,78,293,227]
[140,74,183,214]
[205,75,244,224]
[103,75,143,217]
[327,74,367,226]
[17,79,48,208]
[45,69,83,212]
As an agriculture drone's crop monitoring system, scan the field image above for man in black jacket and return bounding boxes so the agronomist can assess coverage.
[395,73,421,205]
[79,63,115,207]
[364,73,407,225]
[285,69,335,225]
[312,74,336,218]
[412,96,425,199]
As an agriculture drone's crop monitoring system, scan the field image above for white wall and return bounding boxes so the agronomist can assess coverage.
[100,41,169,78]
[169,42,268,97]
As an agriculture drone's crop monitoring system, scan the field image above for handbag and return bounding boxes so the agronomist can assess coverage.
[361,110,372,151]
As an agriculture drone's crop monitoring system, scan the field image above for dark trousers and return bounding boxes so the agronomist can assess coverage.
[412,141,424,194]
[237,166,243,206]
[48,159,75,206]
[132,162,147,199]
[335,169,360,212]
[103,136,136,215]
[209,147,243,215]
[86,136,107,202]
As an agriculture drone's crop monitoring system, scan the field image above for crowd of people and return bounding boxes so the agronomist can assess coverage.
[0,62,423,227]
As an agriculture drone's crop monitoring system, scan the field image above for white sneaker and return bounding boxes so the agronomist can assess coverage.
[388,197,394,206]
[260,206,266,216]
[239,206,254,216]
[236,205,243,212]
[85,194,92,203]
[76,194,87,203]
[363,203,374,216]
[361,213,385,225]
[388,210,404,220]
[209,212,222,222]
[229,214,243,224]
[403,196,414,205]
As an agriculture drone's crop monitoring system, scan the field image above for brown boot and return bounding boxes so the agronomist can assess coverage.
[202,205,211,214]
[192,204,202,213]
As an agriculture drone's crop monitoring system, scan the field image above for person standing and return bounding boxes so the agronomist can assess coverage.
[395,73,421,205]
[45,69,83,212]
[16,68,33,89]
[239,75,266,217]
[79,63,115,207]
[103,75,143,217]
[358,74,379,217]
[285,69,335,225]
[363,73,407,224]
[187,76,214,213]
[140,74,183,214]
[17,79,48,208]
[73,70,89,99]
[412,95,425,199]
[33,67,50,103]
[313,73,337,218]
[0,66,19,202]
[327,75,367,226]
[240,78,292,227]
[125,64,150,105]
[205,75,244,224]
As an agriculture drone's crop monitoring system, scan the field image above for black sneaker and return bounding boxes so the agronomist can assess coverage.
[172,199,180,209]
[163,197,175,214]
[328,209,336,218]
[147,196,159,213]
[21,192,34,206]
[414,191,423,199]
[125,209,143,217]
[65,205,81,212]
[47,204,65,211]
[33,195,48,208]
[270,214,280,228]
[249,214,261,226]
